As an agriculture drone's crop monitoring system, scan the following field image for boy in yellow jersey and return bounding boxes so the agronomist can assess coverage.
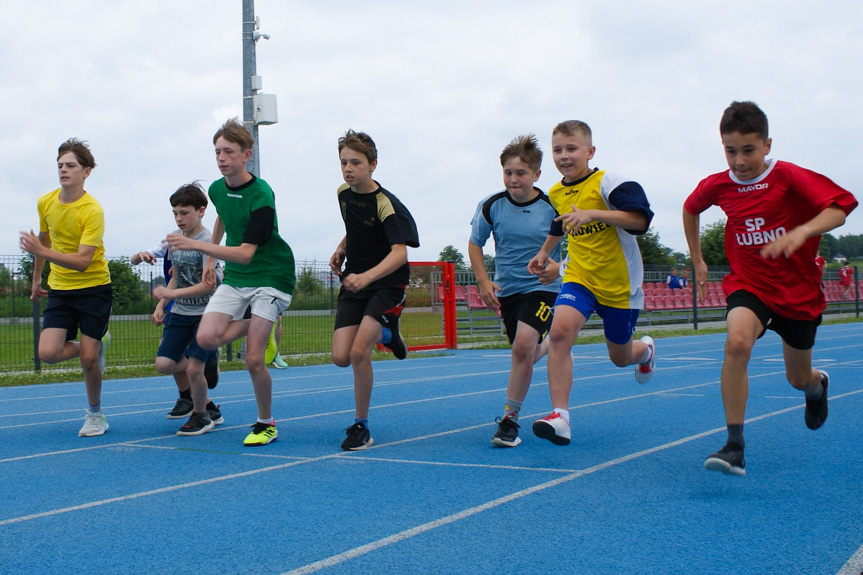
[19,138,112,437]
[527,121,655,445]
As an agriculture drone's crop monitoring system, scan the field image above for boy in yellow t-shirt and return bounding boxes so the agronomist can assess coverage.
[19,138,112,438]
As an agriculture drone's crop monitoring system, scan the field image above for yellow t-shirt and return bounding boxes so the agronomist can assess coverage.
[548,169,649,309]
[38,188,110,290]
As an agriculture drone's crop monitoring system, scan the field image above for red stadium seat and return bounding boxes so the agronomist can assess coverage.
[644,296,656,310]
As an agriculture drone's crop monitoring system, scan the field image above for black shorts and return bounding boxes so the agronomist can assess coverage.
[726,289,822,350]
[43,284,112,341]
[334,286,406,331]
[498,290,557,345]
[157,312,217,364]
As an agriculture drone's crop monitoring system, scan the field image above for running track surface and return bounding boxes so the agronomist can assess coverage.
[1,324,862,574]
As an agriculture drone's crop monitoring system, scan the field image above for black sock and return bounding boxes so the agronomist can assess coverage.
[727,424,745,449]
[179,389,192,399]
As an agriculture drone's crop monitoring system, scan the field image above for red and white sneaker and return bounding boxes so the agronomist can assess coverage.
[635,335,655,384]
[532,412,571,445]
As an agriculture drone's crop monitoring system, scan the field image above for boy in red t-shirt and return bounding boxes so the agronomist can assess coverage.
[683,101,857,476]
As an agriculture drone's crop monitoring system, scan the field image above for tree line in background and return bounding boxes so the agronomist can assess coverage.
[439,224,863,270]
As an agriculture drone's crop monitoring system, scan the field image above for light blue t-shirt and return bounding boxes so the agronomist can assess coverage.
[469,189,561,297]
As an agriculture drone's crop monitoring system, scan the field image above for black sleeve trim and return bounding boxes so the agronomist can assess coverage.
[242,206,275,245]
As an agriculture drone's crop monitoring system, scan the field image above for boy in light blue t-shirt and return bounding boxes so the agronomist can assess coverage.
[468,134,561,447]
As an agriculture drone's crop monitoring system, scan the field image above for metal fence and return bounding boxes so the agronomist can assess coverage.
[0,255,858,374]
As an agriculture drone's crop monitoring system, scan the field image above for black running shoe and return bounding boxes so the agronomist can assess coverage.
[491,417,521,447]
[805,371,829,430]
[205,347,221,389]
[705,442,746,476]
[385,318,407,360]
[166,397,194,419]
[341,422,374,451]
[177,412,215,436]
[206,402,224,425]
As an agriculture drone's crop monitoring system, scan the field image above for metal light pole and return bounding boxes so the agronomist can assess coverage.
[242,0,277,177]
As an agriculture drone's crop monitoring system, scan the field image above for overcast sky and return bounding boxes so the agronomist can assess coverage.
[3,0,862,266]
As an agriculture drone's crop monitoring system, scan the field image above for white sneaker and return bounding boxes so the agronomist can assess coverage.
[532,412,571,445]
[98,332,112,375]
[79,410,109,437]
[635,335,655,384]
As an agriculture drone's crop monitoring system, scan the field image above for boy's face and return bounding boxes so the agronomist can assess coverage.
[214,136,252,180]
[340,146,376,188]
[721,131,772,181]
[57,151,91,190]
[172,204,206,235]
[502,156,540,202]
[551,132,595,182]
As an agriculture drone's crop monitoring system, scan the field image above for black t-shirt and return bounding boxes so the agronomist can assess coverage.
[338,183,420,289]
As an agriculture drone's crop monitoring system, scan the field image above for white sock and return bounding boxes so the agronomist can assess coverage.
[552,408,570,424]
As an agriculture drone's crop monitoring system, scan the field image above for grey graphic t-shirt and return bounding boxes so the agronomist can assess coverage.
[168,227,222,316]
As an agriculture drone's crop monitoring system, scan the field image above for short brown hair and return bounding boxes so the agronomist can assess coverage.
[500,134,542,172]
[552,120,593,145]
[720,101,768,140]
[213,118,255,151]
[170,181,208,210]
[338,130,377,164]
[57,138,96,169]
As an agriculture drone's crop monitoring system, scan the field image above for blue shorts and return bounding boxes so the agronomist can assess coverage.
[555,282,639,345]
[157,312,216,364]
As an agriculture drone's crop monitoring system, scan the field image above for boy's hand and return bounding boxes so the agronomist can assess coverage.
[29,281,47,302]
[528,251,549,276]
[341,272,369,293]
[165,233,196,252]
[18,230,44,257]
[693,261,708,302]
[152,285,173,301]
[557,206,594,235]
[759,228,807,260]
[477,280,501,313]
[136,251,157,264]
[537,260,561,284]
[151,308,165,326]
[329,249,346,276]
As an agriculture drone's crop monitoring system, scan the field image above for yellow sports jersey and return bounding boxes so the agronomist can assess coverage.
[548,169,652,309]
[38,189,110,290]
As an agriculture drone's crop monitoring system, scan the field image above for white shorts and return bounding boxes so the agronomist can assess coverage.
[204,284,292,323]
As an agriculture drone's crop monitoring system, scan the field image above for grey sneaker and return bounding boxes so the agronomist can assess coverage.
[705,442,745,476]
[79,410,109,437]
[166,396,194,419]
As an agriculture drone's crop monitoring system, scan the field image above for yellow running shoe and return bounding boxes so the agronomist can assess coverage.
[243,422,277,446]
[265,323,278,365]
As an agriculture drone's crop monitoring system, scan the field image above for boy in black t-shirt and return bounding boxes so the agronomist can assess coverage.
[329,130,419,451]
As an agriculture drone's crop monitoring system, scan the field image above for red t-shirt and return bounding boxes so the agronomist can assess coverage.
[814,255,826,276]
[839,265,853,286]
[684,160,857,320]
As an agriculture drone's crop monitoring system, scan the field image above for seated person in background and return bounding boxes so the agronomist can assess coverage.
[666,267,687,290]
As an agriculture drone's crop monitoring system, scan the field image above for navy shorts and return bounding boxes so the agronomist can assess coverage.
[334,286,405,330]
[555,282,639,345]
[43,284,112,341]
[157,312,217,363]
[726,290,821,350]
[498,290,557,345]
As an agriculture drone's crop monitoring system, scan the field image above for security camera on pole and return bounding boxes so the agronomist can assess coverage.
[242,0,277,177]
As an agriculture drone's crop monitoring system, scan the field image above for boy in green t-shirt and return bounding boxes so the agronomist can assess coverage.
[166,119,296,446]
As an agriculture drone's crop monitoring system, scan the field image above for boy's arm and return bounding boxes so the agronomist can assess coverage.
[682,206,708,302]
[329,235,347,276]
[528,235,562,276]
[26,232,51,302]
[468,240,500,312]
[557,205,649,236]
[166,233,258,265]
[760,205,847,260]
[150,275,176,326]
[341,243,407,293]
[152,273,217,302]
[19,229,97,273]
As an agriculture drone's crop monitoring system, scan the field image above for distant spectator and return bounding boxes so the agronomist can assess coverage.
[814,254,826,288]
[839,260,854,299]
[666,267,687,290]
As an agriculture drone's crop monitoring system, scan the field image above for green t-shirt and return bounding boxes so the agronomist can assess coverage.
[208,176,295,294]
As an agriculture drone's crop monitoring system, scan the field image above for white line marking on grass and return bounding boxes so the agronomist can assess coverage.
[281,387,863,575]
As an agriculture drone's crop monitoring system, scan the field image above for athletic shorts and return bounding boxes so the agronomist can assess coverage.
[555,282,639,345]
[204,284,292,323]
[157,312,216,364]
[498,290,557,345]
[334,286,405,331]
[43,284,112,341]
[726,289,822,350]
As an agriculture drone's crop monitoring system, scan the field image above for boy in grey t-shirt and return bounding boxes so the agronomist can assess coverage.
[151,183,224,436]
